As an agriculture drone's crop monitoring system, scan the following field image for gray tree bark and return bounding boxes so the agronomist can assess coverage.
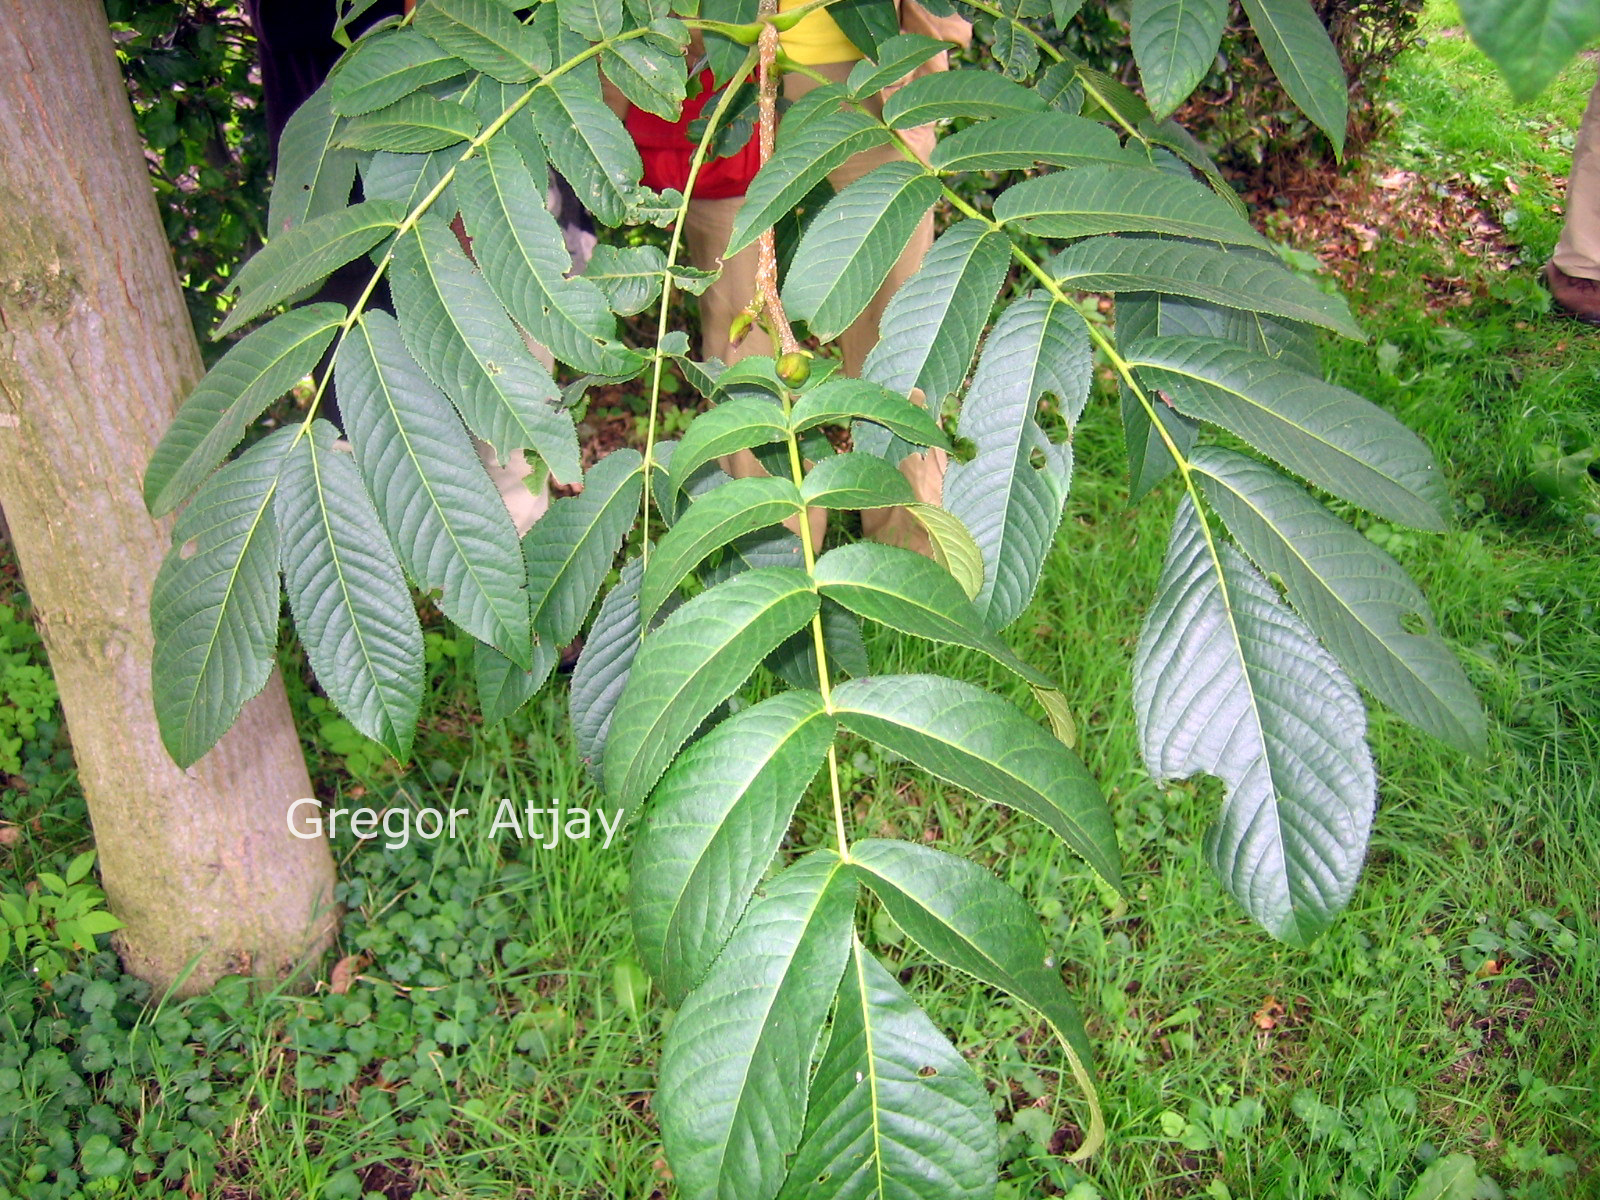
[0,0,337,996]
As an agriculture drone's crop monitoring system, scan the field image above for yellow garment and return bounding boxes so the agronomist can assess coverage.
[777,0,865,65]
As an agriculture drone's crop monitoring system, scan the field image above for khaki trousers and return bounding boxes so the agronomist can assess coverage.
[1554,71,1600,281]
[690,63,947,553]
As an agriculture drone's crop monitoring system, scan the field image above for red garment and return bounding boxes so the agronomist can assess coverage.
[626,69,761,199]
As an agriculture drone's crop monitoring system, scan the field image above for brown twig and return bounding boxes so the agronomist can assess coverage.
[755,7,801,356]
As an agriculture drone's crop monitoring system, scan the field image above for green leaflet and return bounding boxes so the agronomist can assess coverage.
[1132,496,1376,946]
[861,219,1012,405]
[799,452,915,510]
[1130,0,1228,118]
[790,378,949,448]
[656,852,856,1200]
[413,0,550,81]
[531,63,644,227]
[727,110,892,255]
[557,0,624,42]
[667,397,790,496]
[389,216,581,481]
[904,503,985,600]
[151,430,291,768]
[525,448,644,647]
[1116,288,1319,500]
[1078,62,1153,128]
[880,69,1047,128]
[929,111,1135,173]
[1459,0,1600,99]
[943,292,1086,630]
[846,34,953,99]
[145,304,344,517]
[700,0,760,84]
[766,599,872,689]
[276,420,423,760]
[217,202,402,338]
[994,163,1269,249]
[833,674,1120,888]
[330,29,464,116]
[337,92,481,153]
[584,244,667,316]
[1128,335,1450,530]
[335,312,531,666]
[639,476,804,623]
[603,31,688,120]
[267,79,357,237]
[1238,0,1347,154]
[991,15,1041,79]
[813,543,1054,688]
[1192,446,1486,755]
[776,940,998,1200]
[782,160,942,340]
[604,567,820,809]
[475,637,558,725]
[360,148,455,210]
[631,691,835,1002]
[848,837,1105,1159]
[830,0,900,57]
[454,138,641,378]
[569,556,644,783]
[1054,236,1363,338]
[472,77,549,179]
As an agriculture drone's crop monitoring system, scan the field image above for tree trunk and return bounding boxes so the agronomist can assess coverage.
[0,0,337,996]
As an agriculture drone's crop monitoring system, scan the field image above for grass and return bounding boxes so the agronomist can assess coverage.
[4,4,1599,1196]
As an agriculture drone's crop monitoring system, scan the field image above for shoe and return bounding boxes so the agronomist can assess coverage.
[1546,263,1600,325]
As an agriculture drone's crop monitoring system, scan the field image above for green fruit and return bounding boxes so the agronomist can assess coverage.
[776,351,811,386]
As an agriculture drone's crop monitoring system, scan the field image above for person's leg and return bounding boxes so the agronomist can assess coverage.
[1550,70,1600,320]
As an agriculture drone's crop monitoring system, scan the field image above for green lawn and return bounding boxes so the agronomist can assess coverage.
[3,5,1598,1198]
